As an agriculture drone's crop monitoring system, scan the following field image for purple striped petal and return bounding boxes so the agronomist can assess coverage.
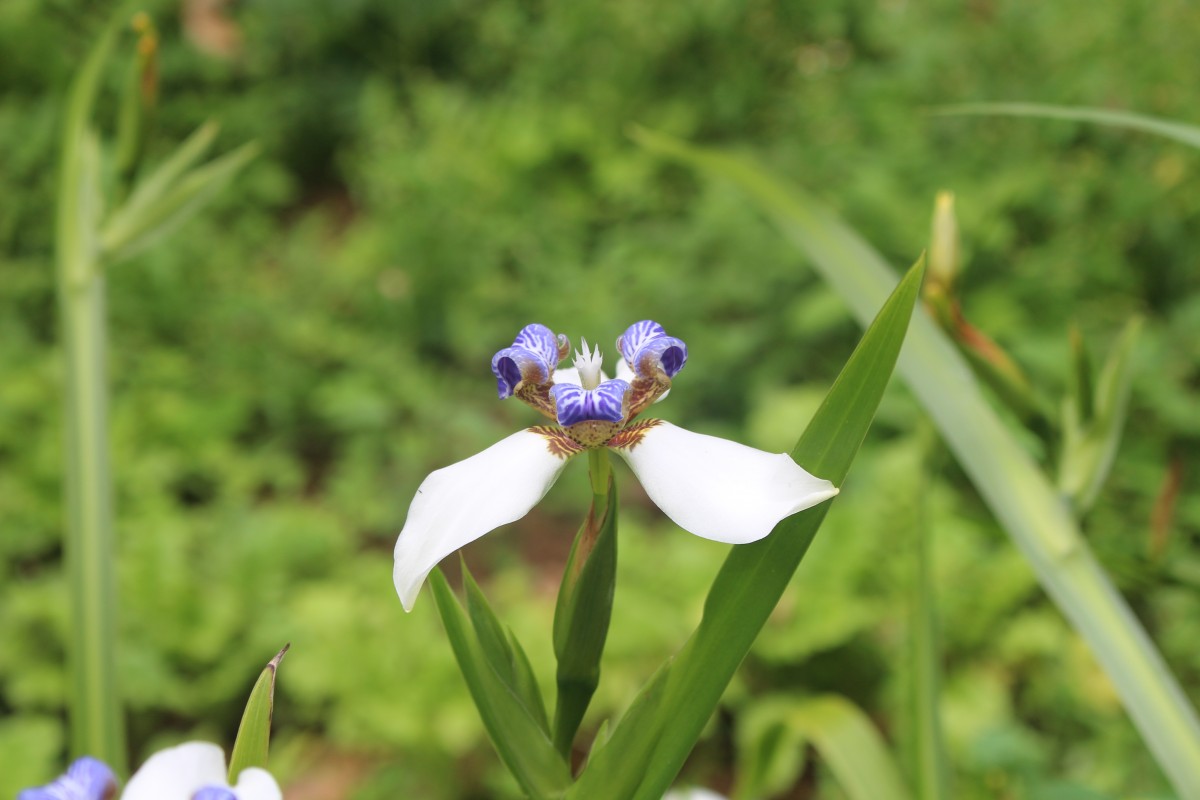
[19,757,117,800]
[491,323,567,399]
[617,320,688,378]
[551,379,630,427]
[192,788,238,800]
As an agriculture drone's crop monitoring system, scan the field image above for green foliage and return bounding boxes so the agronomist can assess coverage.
[227,645,288,782]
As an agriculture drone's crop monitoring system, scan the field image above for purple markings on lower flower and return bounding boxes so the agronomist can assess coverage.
[551,379,629,427]
[491,323,565,398]
[18,757,117,800]
[192,787,238,800]
[617,320,688,378]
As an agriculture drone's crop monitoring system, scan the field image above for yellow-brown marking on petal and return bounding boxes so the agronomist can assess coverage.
[529,425,586,459]
[623,373,671,423]
[516,381,558,420]
[606,418,663,451]
[565,419,622,448]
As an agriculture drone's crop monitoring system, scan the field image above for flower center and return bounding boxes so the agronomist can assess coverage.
[573,338,604,390]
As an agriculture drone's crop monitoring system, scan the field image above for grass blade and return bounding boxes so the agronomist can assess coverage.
[631,128,1200,797]
[908,436,948,800]
[227,645,289,781]
[932,102,1200,150]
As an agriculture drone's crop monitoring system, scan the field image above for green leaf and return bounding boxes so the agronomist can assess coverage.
[571,254,925,799]
[227,645,288,782]
[932,102,1200,150]
[117,120,219,220]
[552,475,618,755]
[632,128,1200,798]
[1059,318,1143,512]
[462,561,550,733]
[907,434,949,800]
[732,699,809,799]
[101,138,259,263]
[56,5,133,774]
[739,695,912,800]
[1068,325,1096,424]
[431,569,572,799]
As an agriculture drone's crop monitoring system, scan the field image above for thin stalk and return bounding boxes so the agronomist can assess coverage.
[588,447,611,499]
[909,430,948,800]
[56,11,128,772]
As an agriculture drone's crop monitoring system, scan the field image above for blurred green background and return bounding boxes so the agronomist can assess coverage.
[3,0,1199,797]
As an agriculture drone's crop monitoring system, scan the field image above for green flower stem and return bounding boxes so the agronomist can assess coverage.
[551,448,618,756]
[588,447,610,500]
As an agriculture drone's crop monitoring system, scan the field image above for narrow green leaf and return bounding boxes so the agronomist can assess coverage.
[932,102,1200,150]
[507,627,552,734]
[787,695,913,800]
[109,120,219,228]
[632,129,1200,797]
[1059,318,1142,511]
[732,700,809,799]
[56,5,133,773]
[462,560,550,732]
[572,256,924,799]
[113,13,159,193]
[227,645,288,782]
[552,476,618,755]
[908,434,949,800]
[101,138,259,263]
[431,569,571,799]
[1069,325,1096,424]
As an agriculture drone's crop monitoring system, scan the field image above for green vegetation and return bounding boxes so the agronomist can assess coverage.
[2,0,1199,797]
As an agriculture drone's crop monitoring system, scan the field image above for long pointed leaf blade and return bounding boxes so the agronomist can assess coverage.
[633,129,1200,797]
[932,102,1200,150]
[109,120,219,230]
[227,645,289,781]
[101,140,259,262]
[786,696,912,800]
[1059,320,1141,512]
[572,256,925,799]
[908,441,949,800]
[462,561,550,732]
[430,569,571,798]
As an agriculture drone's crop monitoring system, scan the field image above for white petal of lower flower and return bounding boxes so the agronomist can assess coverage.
[613,422,838,544]
[394,429,571,611]
[121,742,227,800]
[663,790,729,800]
[230,768,283,800]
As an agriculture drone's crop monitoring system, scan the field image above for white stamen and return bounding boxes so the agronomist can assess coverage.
[573,338,604,390]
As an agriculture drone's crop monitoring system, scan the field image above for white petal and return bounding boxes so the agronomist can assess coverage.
[663,790,729,800]
[122,742,227,800]
[231,768,283,800]
[394,429,571,610]
[552,366,609,387]
[613,422,837,544]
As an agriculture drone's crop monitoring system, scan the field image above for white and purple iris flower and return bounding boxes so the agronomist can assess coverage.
[20,743,280,800]
[393,320,838,611]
